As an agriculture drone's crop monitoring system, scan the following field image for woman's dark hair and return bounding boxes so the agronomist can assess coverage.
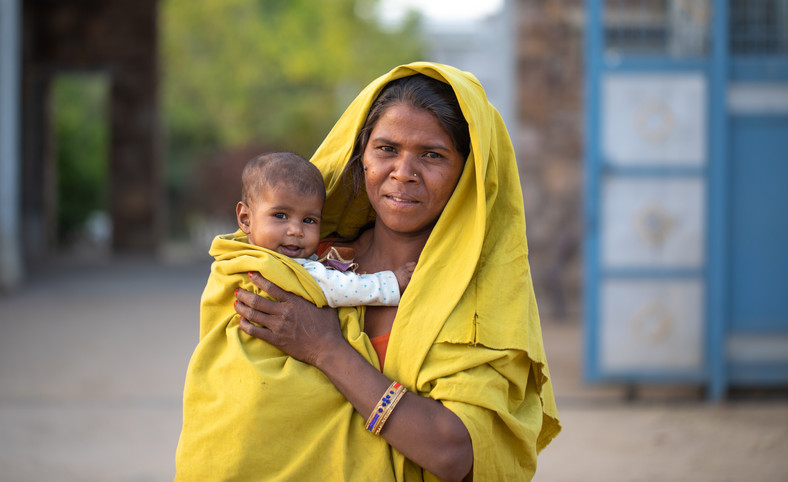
[344,74,471,196]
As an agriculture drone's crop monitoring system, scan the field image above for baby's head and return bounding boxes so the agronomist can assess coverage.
[236,152,326,258]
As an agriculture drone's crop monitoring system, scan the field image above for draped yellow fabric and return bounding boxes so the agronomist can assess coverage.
[175,232,395,481]
[312,62,561,479]
[176,62,560,481]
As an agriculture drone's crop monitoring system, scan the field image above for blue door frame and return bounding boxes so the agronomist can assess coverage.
[584,0,788,400]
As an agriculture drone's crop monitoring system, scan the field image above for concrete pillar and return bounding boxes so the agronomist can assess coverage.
[0,0,22,290]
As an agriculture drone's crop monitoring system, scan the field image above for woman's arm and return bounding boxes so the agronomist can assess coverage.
[235,272,473,481]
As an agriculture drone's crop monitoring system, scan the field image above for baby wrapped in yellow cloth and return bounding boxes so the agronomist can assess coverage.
[176,232,395,480]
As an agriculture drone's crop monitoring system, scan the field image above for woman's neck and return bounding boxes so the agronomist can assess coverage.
[354,224,427,273]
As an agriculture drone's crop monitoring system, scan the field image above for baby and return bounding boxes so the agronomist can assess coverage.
[235,151,414,307]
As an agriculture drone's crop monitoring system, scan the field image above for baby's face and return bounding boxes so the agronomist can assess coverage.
[242,186,323,258]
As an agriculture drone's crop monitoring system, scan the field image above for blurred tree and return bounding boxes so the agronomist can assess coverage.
[53,74,109,245]
[161,0,424,237]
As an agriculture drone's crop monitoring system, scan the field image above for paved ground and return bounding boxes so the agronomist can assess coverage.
[537,322,788,481]
[1,258,786,481]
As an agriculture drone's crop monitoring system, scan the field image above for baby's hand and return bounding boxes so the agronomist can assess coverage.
[394,261,417,294]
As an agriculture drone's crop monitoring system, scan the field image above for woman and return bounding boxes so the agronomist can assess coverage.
[178,62,560,481]
[237,62,561,479]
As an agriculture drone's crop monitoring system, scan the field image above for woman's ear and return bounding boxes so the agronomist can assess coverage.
[236,202,252,234]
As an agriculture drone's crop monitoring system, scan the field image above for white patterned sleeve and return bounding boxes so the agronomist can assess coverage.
[296,259,401,308]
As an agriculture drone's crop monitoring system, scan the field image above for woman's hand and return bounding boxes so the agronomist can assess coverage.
[234,271,345,367]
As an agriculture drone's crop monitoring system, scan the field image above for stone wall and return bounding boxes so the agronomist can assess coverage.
[515,0,585,321]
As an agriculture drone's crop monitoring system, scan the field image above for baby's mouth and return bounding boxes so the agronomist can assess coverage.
[279,245,302,256]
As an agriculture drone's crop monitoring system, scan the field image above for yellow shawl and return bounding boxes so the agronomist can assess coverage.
[176,62,560,481]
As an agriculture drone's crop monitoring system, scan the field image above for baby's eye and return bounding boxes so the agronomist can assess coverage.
[273,212,287,220]
[303,217,319,225]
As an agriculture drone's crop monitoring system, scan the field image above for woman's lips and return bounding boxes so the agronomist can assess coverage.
[384,192,419,207]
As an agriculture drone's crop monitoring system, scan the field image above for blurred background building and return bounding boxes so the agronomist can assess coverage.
[1,0,786,398]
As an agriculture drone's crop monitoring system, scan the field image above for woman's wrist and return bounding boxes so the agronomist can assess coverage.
[312,331,357,374]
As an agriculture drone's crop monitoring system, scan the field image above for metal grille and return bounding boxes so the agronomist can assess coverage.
[604,0,711,57]
[730,0,788,55]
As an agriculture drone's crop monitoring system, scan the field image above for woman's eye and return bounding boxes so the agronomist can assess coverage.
[378,145,395,153]
[424,151,442,160]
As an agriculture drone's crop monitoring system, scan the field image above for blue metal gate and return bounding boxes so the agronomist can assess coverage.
[584,0,788,399]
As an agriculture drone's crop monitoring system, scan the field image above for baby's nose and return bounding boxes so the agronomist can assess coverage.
[287,222,304,237]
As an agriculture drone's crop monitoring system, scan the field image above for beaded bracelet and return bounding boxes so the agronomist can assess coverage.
[373,385,406,435]
[366,381,407,434]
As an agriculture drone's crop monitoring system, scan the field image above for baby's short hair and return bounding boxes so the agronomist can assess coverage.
[241,151,326,205]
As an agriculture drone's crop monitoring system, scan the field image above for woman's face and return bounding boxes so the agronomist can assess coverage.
[363,103,465,237]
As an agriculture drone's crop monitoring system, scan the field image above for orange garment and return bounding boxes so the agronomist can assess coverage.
[369,331,391,370]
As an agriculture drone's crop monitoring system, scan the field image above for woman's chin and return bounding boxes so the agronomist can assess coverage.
[375,217,436,238]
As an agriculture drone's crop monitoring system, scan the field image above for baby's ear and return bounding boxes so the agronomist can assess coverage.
[236,202,251,233]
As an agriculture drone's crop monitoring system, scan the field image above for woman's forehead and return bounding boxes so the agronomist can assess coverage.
[372,105,451,143]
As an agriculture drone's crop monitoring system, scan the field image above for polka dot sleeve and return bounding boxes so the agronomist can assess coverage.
[295,258,401,308]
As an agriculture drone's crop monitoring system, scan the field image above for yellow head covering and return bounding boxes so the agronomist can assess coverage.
[312,62,561,479]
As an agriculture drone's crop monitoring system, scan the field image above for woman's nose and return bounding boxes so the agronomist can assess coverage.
[390,153,419,182]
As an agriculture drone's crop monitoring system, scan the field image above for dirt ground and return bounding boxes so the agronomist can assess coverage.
[1,258,786,481]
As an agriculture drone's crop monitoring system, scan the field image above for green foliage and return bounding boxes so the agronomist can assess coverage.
[161,0,423,163]
[53,74,109,243]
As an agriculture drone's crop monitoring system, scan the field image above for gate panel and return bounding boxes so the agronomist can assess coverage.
[585,0,712,387]
[586,0,788,397]
[729,118,788,333]
[724,0,788,387]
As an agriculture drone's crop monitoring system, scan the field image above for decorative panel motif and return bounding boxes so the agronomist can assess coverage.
[600,279,704,372]
[602,177,705,268]
[602,73,706,165]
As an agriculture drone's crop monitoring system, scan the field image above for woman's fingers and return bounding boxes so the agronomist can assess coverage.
[234,291,270,325]
[248,271,292,302]
[234,273,300,335]
[238,316,274,342]
[234,280,285,335]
